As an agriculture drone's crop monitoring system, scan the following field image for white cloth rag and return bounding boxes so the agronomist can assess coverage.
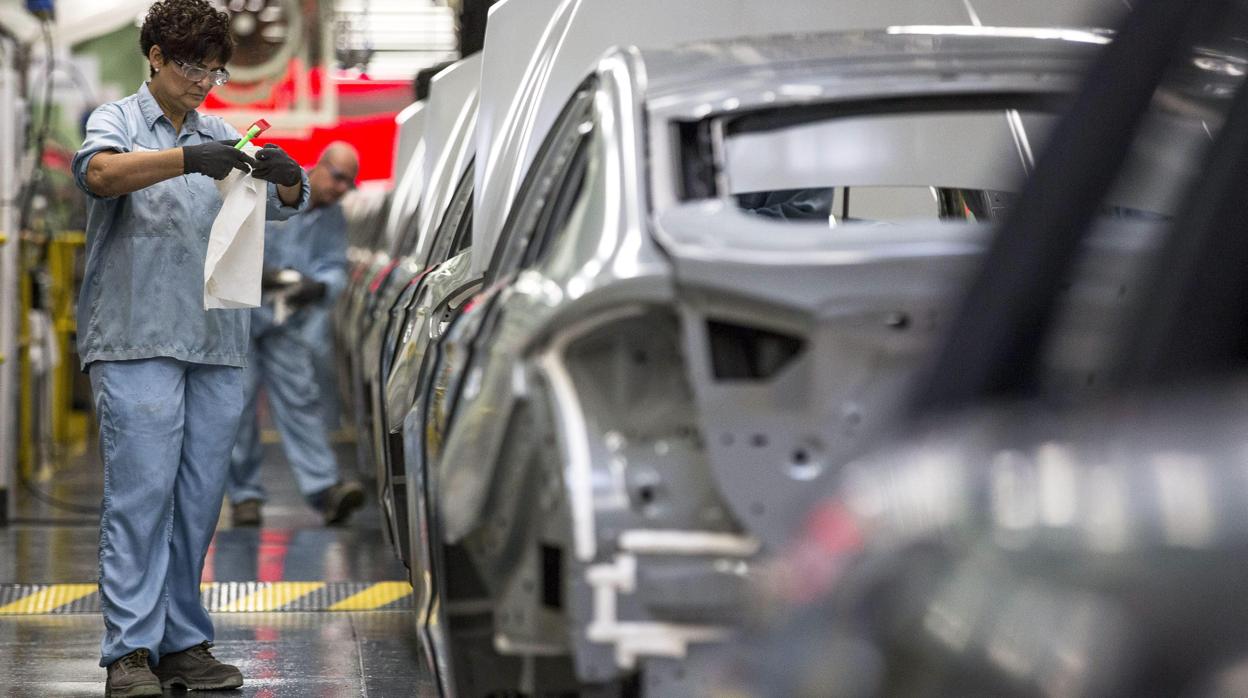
[204,145,265,309]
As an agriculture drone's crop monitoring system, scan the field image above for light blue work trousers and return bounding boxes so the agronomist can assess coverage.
[227,317,339,505]
[300,307,341,433]
[90,357,245,667]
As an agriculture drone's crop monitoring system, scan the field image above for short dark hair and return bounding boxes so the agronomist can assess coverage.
[140,0,234,77]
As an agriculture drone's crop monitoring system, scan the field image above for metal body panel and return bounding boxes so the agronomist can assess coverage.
[343,16,1136,690]
[386,252,478,434]
[643,33,1096,217]
[337,187,392,360]
[472,0,570,272]
[340,120,423,376]
[382,134,426,261]
[394,100,426,182]
[440,50,672,547]
[720,379,1248,697]
[640,35,1103,550]
[666,214,990,549]
[398,282,497,698]
[417,285,498,517]
[357,59,482,566]
[388,249,482,698]
[429,30,1115,685]
[470,0,1127,276]
[361,56,482,426]
[414,55,482,267]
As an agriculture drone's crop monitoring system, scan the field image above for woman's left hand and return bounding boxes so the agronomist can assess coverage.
[251,144,303,186]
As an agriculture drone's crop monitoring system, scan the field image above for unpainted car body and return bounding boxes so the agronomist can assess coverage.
[338,102,429,480]
[364,0,1135,693]
[336,185,393,425]
[361,55,482,567]
[338,100,427,356]
[410,27,1117,694]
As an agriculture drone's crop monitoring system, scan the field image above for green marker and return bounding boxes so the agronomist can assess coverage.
[234,118,271,149]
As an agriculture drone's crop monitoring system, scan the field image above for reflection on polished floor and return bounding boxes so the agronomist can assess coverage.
[0,438,434,696]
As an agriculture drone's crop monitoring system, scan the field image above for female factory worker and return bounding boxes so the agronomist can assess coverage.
[71,1,308,695]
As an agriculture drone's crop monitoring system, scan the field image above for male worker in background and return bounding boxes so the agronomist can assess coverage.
[226,142,365,527]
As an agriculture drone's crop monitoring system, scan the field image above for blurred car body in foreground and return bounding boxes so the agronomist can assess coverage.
[705,0,1248,695]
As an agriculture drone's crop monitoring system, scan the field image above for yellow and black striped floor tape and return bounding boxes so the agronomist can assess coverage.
[0,581,415,615]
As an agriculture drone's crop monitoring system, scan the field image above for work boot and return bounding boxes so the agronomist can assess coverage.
[315,480,365,525]
[105,649,161,697]
[231,499,262,527]
[153,642,244,691]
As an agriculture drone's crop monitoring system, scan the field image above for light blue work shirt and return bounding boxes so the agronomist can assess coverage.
[252,202,348,333]
[72,82,310,369]
[264,202,349,300]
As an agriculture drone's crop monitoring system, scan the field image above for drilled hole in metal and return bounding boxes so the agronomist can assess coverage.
[886,312,910,330]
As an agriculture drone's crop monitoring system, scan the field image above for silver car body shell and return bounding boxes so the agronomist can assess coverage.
[414,55,482,267]
[382,51,485,435]
[339,104,427,395]
[363,57,483,561]
[335,186,394,430]
[469,0,1129,277]
[338,184,395,343]
[390,248,479,696]
[641,31,1109,549]
[433,30,1111,682]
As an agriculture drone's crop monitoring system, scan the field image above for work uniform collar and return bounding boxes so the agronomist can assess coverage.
[137,82,203,133]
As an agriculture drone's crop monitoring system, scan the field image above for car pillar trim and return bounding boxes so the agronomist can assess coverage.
[616,530,760,557]
[585,553,732,670]
[535,305,652,562]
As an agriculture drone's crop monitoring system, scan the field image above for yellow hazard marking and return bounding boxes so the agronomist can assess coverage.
[0,584,98,615]
[216,582,327,612]
[328,582,414,611]
[0,581,414,614]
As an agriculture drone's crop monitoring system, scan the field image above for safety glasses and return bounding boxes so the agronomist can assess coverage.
[170,58,231,87]
[324,162,357,189]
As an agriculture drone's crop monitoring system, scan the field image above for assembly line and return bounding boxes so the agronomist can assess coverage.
[6,0,1248,696]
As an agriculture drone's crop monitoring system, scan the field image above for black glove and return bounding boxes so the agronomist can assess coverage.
[251,144,303,187]
[261,267,286,290]
[183,139,257,180]
[286,279,327,306]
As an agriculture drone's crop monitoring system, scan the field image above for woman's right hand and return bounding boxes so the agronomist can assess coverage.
[182,140,258,180]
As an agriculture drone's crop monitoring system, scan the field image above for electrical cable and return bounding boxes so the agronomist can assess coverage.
[15,462,100,517]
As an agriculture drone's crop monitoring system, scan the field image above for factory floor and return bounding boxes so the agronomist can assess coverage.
[0,429,437,697]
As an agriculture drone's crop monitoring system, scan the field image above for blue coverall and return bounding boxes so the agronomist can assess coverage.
[226,204,349,507]
[73,82,310,667]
